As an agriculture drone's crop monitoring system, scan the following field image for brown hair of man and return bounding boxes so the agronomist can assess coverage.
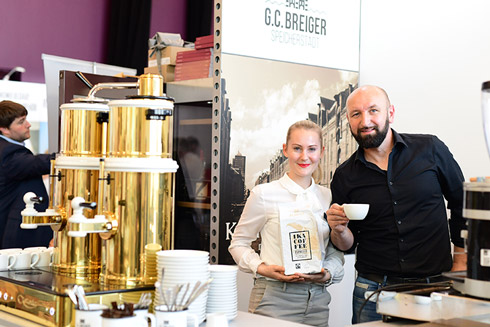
[0,100,28,134]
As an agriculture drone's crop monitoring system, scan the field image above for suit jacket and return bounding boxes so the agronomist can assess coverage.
[0,137,53,248]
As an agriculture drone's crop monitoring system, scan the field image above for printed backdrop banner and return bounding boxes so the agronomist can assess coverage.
[216,0,360,265]
[221,0,360,71]
[0,80,47,123]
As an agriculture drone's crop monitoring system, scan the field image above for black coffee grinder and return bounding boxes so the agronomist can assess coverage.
[456,81,490,299]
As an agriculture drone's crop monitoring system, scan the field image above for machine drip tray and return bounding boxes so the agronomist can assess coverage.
[377,289,490,325]
[0,268,154,327]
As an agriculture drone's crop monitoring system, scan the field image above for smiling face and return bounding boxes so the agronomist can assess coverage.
[283,126,323,188]
[346,86,394,149]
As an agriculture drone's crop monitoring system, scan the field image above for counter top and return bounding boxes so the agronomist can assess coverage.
[0,310,311,327]
[221,311,310,327]
[1,299,488,327]
[0,310,41,327]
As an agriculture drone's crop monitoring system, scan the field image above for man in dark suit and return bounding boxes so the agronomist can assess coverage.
[0,100,53,248]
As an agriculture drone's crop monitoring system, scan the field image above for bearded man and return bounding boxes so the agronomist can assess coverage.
[0,100,53,248]
[325,85,466,324]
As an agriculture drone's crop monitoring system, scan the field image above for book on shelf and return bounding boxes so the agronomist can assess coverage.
[176,49,212,60]
[195,42,214,50]
[175,60,210,69]
[195,35,213,43]
[195,35,213,48]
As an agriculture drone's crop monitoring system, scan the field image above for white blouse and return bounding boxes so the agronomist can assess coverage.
[228,173,345,284]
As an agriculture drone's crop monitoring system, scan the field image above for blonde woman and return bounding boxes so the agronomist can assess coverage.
[229,120,344,327]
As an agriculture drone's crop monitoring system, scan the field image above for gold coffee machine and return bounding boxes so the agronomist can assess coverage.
[0,74,177,326]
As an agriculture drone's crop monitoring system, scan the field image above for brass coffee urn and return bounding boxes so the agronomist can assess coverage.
[52,100,109,277]
[66,73,177,286]
[4,73,177,326]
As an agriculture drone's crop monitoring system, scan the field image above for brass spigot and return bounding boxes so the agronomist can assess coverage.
[67,197,117,238]
[20,192,63,229]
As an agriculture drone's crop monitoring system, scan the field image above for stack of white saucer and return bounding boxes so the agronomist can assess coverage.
[155,250,210,323]
[206,265,238,320]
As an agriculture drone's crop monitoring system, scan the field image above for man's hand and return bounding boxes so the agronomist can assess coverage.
[326,203,354,251]
[326,204,349,233]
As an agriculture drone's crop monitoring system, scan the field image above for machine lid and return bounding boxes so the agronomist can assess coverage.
[107,99,174,109]
[55,156,101,169]
[60,102,109,112]
[70,96,108,104]
[126,94,175,102]
[104,157,178,173]
[464,181,490,192]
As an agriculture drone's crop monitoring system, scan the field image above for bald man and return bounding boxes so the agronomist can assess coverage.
[326,85,466,324]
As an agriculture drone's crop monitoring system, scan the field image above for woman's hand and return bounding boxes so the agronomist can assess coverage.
[256,263,304,282]
[296,268,330,283]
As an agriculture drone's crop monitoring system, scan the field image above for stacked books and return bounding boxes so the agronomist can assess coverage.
[174,35,213,81]
[195,35,214,50]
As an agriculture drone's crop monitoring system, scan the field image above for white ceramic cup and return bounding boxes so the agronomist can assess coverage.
[343,203,370,220]
[0,253,13,270]
[74,303,107,327]
[23,246,48,252]
[8,251,39,270]
[102,313,155,327]
[154,306,198,327]
[206,312,229,327]
[0,248,22,255]
[29,248,53,267]
[134,308,156,327]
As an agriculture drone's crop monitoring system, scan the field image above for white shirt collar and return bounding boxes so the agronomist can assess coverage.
[279,173,316,195]
[0,134,25,146]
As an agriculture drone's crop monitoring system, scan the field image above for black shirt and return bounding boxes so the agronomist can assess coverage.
[331,130,465,277]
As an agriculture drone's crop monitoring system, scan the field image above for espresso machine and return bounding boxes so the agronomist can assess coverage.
[0,73,177,326]
[453,81,490,299]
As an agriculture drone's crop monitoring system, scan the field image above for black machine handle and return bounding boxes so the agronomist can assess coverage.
[79,202,97,209]
[30,196,44,204]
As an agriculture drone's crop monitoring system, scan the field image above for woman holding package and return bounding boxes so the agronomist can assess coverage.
[229,120,344,327]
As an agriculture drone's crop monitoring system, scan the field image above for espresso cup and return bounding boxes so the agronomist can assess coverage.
[102,314,155,327]
[74,303,107,327]
[134,308,156,327]
[29,248,53,267]
[0,253,11,270]
[23,246,47,253]
[343,203,370,220]
[0,248,22,255]
[206,312,229,327]
[8,251,39,270]
[154,306,198,327]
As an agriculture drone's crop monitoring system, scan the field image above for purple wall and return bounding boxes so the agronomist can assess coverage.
[0,0,187,83]
[150,0,187,40]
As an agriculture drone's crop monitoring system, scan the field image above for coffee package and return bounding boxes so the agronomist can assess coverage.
[279,205,322,275]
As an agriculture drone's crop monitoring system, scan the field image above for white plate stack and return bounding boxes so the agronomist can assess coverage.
[206,265,238,320]
[155,250,210,323]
